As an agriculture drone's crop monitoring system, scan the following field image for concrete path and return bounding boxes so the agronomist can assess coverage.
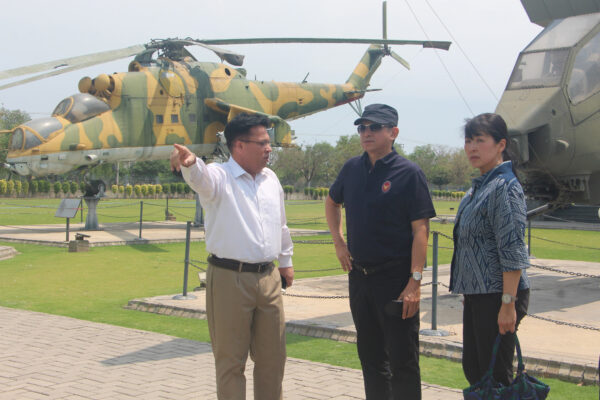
[0,222,326,248]
[0,306,461,400]
[1,222,598,398]
[128,259,600,385]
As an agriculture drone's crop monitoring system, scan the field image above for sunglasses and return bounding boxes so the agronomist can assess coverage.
[357,123,391,134]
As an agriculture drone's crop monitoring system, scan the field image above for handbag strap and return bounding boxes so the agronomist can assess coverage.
[485,333,526,376]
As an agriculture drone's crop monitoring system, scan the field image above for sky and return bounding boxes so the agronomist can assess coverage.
[0,0,542,153]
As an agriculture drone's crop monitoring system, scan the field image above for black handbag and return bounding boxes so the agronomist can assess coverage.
[463,333,550,399]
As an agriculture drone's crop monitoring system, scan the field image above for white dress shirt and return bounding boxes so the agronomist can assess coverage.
[182,156,293,268]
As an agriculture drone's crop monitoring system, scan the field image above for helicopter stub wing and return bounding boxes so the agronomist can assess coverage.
[521,0,600,27]
[205,98,293,146]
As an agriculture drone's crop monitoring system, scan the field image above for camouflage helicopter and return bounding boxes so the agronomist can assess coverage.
[497,0,600,207]
[0,10,450,196]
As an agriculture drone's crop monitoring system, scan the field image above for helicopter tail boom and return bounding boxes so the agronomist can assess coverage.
[345,45,386,95]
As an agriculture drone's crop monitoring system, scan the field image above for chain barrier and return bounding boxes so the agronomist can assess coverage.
[527,313,600,331]
[188,260,207,272]
[531,235,600,251]
[0,202,56,209]
[286,201,323,205]
[529,263,600,278]
[96,213,139,219]
[292,239,334,245]
[169,208,196,218]
[431,230,454,241]
[293,267,339,272]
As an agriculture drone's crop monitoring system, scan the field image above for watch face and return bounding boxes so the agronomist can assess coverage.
[412,271,422,281]
[502,294,512,304]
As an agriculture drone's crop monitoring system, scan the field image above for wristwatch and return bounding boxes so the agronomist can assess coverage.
[501,293,518,304]
[411,271,423,281]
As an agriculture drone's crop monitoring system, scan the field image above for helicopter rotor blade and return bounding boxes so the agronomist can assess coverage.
[199,38,451,51]
[389,51,410,70]
[167,39,245,66]
[0,45,146,81]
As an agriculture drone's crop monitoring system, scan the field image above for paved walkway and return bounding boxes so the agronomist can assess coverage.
[0,221,327,248]
[0,306,460,399]
[1,222,599,398]
[128,259,600,385]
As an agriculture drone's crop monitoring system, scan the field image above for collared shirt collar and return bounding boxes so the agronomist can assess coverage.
[225,156,266,180]
[361,148,398,169]
[472,161,513,191]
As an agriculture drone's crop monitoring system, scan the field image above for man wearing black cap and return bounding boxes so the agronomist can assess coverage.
[325,104,436,399]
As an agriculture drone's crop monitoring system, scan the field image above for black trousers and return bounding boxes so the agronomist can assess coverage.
[462,290,529,386]
[349,265,421,400]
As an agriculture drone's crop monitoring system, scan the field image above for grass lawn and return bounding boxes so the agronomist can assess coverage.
[0,199,598,398]
[0,238,597,399]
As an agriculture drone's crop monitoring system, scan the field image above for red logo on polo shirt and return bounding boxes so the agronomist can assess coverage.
[381,180,391,193]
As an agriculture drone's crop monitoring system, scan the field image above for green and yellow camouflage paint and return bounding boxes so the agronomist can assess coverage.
[4,45,386,177]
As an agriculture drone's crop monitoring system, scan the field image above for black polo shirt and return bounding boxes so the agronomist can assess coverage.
[329,150,436,265]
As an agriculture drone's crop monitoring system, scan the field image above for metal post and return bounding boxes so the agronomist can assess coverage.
[173,222,197,300]
[166,196,169,220]
[420,231,449,337]
[528,220,532,256]
[431,232,438,330]
[183,221,191,296]
[139,201,143,239]
[66,217,70,242]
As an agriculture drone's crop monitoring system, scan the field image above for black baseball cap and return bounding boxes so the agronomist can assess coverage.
[354,103,398,126]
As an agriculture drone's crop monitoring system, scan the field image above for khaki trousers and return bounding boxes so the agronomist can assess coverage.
[206,262,286,400]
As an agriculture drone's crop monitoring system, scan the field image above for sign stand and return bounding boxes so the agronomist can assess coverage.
[55,199,82,242]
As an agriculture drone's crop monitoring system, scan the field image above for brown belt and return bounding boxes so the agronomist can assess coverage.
[208,254,274,273]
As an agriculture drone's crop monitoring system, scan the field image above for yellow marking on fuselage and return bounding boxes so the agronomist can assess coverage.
[247,82,273,113]
[210,65,237,93]
[246,82,316,116]
[110,75,123,110]
[95,112,123,147]
[73,124,94,150]
[352,62,369,79]
[145,68,192,145]
[173,62,198,94]
[319,84,337,108]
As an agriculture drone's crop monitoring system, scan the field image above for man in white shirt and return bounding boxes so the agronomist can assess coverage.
[170,113,294,400]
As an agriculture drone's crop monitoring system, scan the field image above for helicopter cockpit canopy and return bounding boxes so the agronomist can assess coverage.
[52,93,110,123]
[507,13,600,90]
[9,117,63,151]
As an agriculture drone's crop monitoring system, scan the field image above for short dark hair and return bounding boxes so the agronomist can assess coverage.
[464,113,511,161]
[464,112,521,179]
[224,113,271,150]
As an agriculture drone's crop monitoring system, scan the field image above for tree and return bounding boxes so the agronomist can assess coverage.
[0,108,30,177]
[408,145,439,178]
[299,142,336,188]
[447,149,475,189]
[129,160,171,183]
[430,165,452,190]
[271,143,335,188]
[333,135,362,174]
[270,147,304,186]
